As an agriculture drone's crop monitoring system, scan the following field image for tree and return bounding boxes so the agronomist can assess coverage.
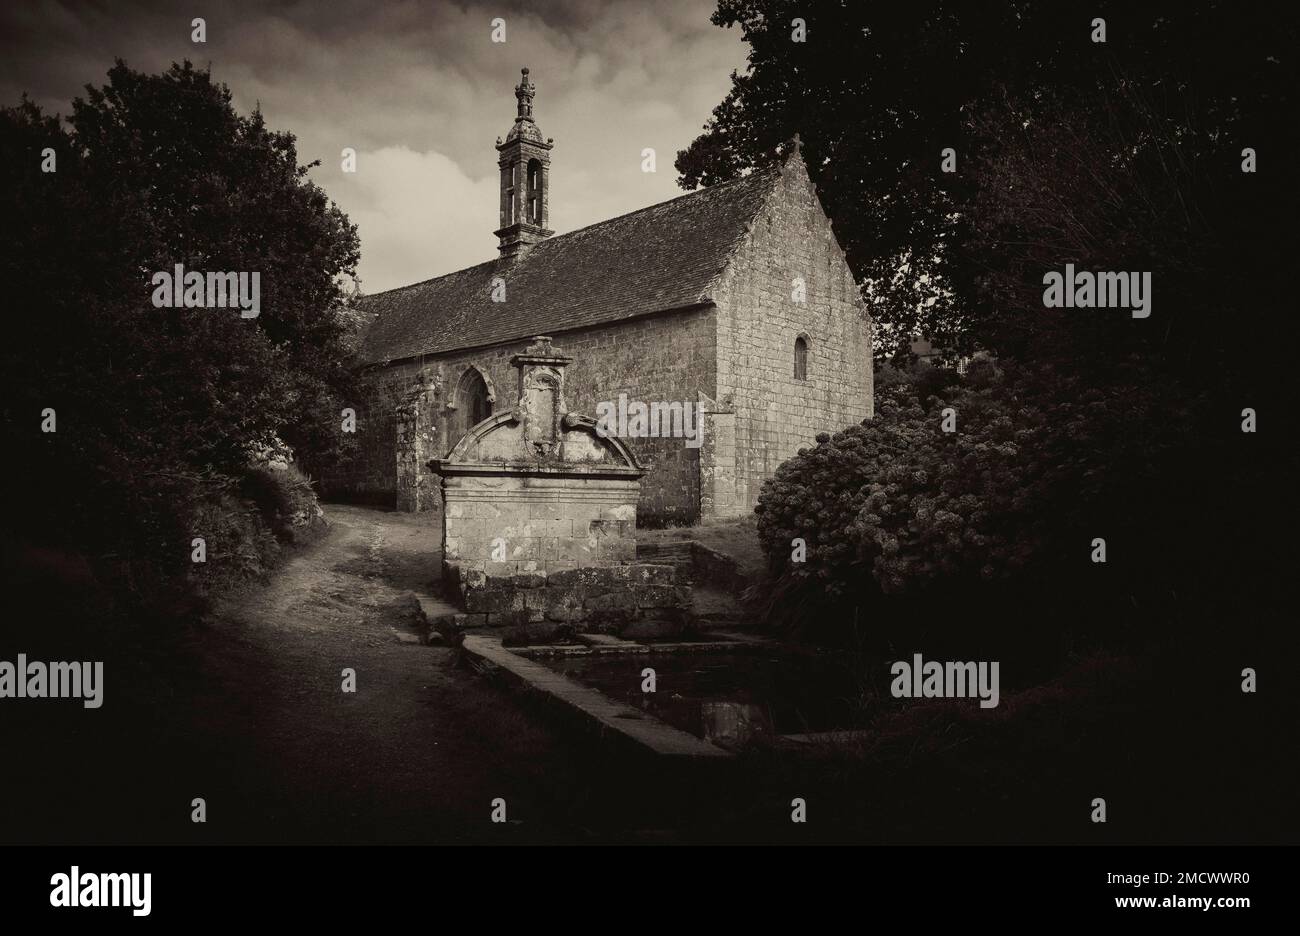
[678,1,1297,365]
[0,61,360,591]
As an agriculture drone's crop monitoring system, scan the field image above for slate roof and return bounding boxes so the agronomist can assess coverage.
[357,166,782,365]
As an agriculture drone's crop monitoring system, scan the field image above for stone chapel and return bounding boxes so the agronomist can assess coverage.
[326,67,873,526]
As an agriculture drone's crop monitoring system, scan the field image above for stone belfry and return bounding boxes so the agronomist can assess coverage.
[495,67,554,260]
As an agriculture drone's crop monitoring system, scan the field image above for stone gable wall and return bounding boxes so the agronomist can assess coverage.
[707,155,873,515]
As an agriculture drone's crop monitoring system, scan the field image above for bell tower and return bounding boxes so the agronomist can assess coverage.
[495,67,554,261]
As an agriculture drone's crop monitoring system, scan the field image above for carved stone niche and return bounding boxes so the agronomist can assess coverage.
[432,335,643,470]
[513,336,570,459]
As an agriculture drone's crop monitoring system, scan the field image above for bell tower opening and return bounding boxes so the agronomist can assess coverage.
[527,158,543,224]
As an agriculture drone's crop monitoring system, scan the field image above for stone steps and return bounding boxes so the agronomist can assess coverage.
[635,542,696,584]
[406,591,460,644]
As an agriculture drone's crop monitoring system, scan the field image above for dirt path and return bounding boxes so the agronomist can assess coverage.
[180,504,596,843]
[6,504,745,845]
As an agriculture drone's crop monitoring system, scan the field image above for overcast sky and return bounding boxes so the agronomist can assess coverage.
[0,0,747,293]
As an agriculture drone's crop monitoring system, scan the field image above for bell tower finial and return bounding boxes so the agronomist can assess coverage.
[495,67,554,261]
[516,67,535,121]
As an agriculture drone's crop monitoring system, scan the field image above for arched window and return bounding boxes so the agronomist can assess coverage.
[448,367,493,454]
[794,336,809,380]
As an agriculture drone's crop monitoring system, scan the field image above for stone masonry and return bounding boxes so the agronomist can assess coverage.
[706,143,873,516]
[430,338,689,638]
[324,71,873,524]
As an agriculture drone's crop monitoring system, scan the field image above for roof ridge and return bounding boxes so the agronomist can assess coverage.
[363,256,498,301]
[357,158,790,364]
[361,164,783,301]
[544,164,781,242]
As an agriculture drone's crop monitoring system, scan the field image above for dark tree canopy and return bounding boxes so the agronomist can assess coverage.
[717,2,1298,645]
[678,0,1298,371]
[0,60,360,585]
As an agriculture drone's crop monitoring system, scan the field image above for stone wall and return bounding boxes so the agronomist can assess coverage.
[392,369,440,512]
[708,152,873,515]
[446,564,689,640]
[337,306,716,525]
[442,471,639,583]
[432,337,690,640]
[327,151,872,524]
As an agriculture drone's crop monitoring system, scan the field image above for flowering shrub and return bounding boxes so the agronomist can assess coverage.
[243,434,296,471]
[756,359,1190,601]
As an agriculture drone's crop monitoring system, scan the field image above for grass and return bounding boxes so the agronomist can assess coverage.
[634,515,766,579]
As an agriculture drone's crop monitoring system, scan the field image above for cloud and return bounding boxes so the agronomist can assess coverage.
[0,0,749,291]
[342,146,499,293]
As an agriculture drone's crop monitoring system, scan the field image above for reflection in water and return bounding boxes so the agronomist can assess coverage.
[544,651,873,744]
[701,701,771,748]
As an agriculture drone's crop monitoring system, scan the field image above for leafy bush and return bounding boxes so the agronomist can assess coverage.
[240,464,327,544]
[187,489,282,596]
[755,359,1205,629]
[184,464,327,596]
